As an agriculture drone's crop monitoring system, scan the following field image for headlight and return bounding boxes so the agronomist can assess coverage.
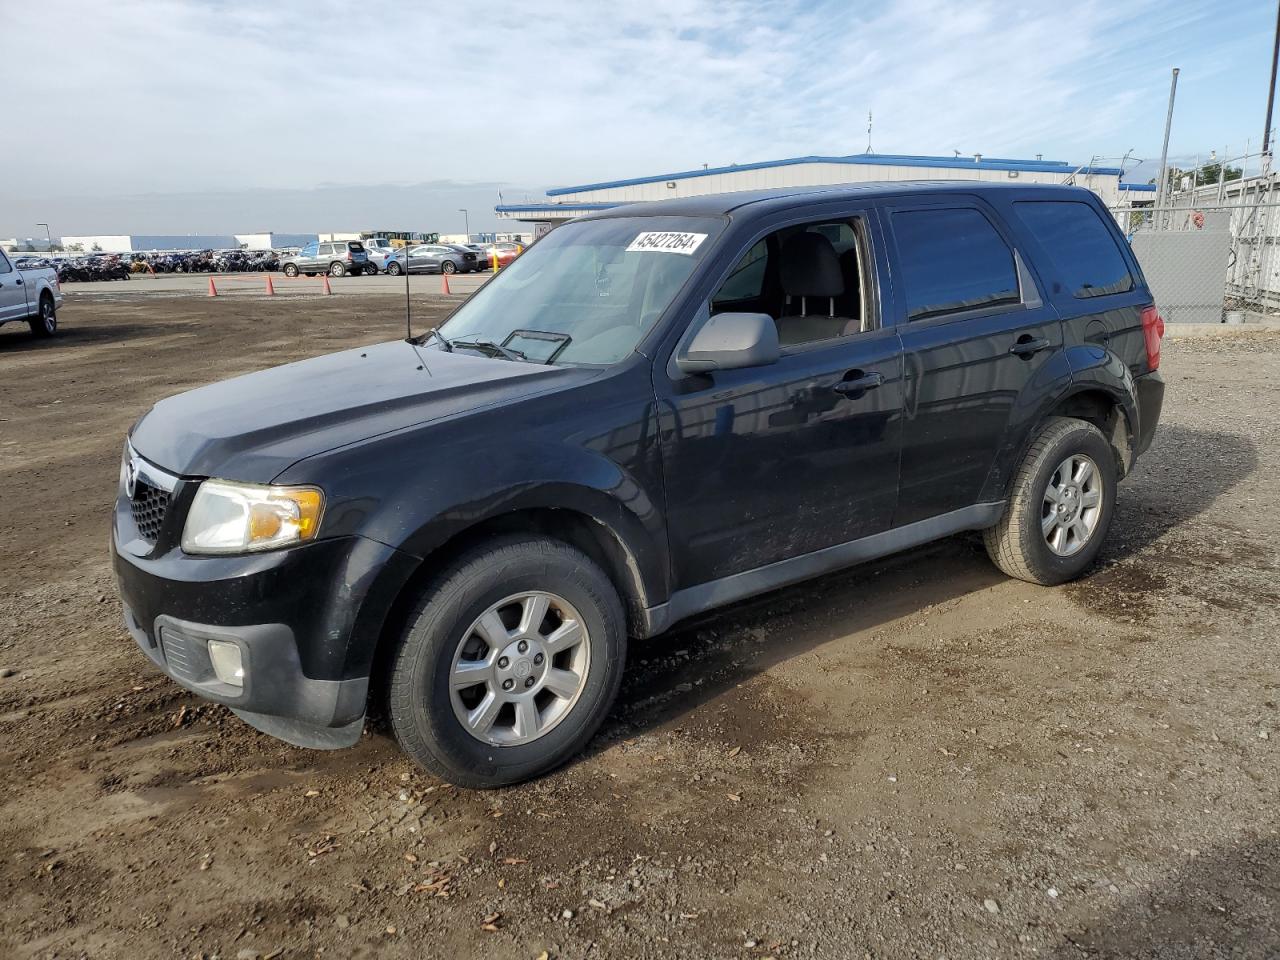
[181,479,324,555]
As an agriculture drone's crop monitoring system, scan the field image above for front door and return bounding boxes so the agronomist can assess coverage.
[884,198,1066,525]
[655,211,904,589]
[0,252,28,323]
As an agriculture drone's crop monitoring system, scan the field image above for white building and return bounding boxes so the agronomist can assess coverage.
[60,234,239,253]
[236,232,319,251]
[496,152,1135,227]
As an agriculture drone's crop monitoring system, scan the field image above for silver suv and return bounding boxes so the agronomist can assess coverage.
[282,241,370,278]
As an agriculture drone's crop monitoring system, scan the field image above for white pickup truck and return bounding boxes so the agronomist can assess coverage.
[0,250,62,337]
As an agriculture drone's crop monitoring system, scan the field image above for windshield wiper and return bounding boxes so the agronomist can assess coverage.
[449,337,526,362]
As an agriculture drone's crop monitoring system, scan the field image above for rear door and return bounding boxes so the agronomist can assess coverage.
[885,196,1066,525]
[0,251,28,323]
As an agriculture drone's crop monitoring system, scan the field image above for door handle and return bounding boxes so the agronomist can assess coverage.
[833,371,884,395]
[1009,335,1050,358]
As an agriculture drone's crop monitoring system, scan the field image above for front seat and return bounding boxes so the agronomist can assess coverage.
[777,232,849,346]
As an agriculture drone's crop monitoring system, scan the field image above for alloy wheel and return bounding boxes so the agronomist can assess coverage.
[448,592,591,747]
[1042,454,1102,556]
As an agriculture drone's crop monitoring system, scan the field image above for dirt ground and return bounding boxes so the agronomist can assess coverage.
[1,293,1277,960]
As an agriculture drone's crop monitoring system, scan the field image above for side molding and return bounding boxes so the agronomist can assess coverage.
[639,501,1005,636]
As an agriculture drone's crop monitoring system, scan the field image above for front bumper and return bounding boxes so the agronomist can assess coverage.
[112,487,418,748]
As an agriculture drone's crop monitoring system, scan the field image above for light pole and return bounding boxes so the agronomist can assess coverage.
[36,222,52,251]
[458,209,470,242]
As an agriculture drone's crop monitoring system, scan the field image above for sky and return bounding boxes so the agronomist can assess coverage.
[2,0,1276,239]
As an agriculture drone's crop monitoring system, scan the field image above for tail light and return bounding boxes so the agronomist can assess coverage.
[1140,305,1165,370]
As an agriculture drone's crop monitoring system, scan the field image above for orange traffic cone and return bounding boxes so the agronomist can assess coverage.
[322,274,333,295]
[440,272,451,295]
[207,277,218,297]
[265,275,275,296]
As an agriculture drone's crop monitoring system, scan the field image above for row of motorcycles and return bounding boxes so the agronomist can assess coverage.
[23,250,284,282]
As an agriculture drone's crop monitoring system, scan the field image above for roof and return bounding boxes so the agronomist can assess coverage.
[1118,182,1157,192]
[495,202,622,214]
[562,181,1100,220]
[546,153,1123,196]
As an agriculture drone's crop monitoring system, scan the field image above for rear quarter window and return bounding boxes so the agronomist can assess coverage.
[891,207,1020,321]
[1014,200,1134,299]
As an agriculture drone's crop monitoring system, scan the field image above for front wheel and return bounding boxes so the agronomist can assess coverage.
[283,263,299,278]
[387,261,402,276]
[983,416,1117,586]
[28,295,57,338]
[387,536,626,788]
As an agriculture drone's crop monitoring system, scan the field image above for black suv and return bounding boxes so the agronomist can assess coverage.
[113,183,1165,787]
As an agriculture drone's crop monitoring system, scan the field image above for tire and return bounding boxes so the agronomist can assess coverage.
[329,262,346,278]
[365,264,378,276]
[983,416,1117,586]
[28,293,57,338]
[283,263,299,278]
[387,536,626,788]
[387,261,402,276]
[441,260,457,275]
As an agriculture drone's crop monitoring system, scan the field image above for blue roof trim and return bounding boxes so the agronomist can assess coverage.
[547,153,1123,196]
[1118,182,1157,192]
[495,202,623,213]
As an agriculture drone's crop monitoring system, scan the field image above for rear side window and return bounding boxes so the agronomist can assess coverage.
[1014,200,1134,298]
[891,208,1020,320]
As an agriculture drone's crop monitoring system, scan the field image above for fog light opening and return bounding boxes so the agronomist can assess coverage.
[207,639,245,687]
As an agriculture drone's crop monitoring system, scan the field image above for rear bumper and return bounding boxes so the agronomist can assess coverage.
[1134,370,1164,456]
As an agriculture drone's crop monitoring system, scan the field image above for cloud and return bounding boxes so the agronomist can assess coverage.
[0,0,1270,234]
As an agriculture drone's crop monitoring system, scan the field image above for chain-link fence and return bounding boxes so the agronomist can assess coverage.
[1108,197,1280,323]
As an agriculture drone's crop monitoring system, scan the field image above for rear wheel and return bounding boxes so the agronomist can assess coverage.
[441,260,457,275]
[387,536,626,788]
[983,416,1117,585]
[364,264,379,276]
[28,294,57,338]
[329,262,346,278]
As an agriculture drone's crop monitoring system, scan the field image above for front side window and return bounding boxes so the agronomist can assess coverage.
[0,251,11,274]
[891,207,1020,321]
[436,215,723,365]
[1014,200,1134,299]
[709,218,871,347]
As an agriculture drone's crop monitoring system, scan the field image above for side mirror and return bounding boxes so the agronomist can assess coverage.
[676,312,780,374]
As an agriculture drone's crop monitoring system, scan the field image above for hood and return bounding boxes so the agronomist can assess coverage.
[130,339,577,481]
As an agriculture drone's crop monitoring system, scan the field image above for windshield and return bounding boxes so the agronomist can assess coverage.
[437,215,723,365]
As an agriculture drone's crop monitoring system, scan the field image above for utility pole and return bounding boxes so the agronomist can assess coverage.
[1155,67,1180,211]
[1264,0,1280,157]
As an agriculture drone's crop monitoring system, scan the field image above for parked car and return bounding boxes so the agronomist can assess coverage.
[0,248,63,336]
[113,183,1164,788]
[459,243,493,269]
[360,237,396,275]
[280,240,369,277]
[483,240,524,269]
[383,243,475,276]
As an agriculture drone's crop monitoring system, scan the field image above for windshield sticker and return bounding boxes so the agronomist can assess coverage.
[625,232,708,255]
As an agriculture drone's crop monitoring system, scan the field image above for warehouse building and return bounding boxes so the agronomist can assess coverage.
[495,152,1136,229]
[56,232,318,253]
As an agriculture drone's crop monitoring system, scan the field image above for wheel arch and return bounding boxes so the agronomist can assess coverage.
[360,498,662,717]
[981,349,1139,503]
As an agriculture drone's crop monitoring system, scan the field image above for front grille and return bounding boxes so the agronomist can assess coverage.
[130,479,171,541]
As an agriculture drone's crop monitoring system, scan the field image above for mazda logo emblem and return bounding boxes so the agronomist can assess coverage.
[124,456,138,499]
